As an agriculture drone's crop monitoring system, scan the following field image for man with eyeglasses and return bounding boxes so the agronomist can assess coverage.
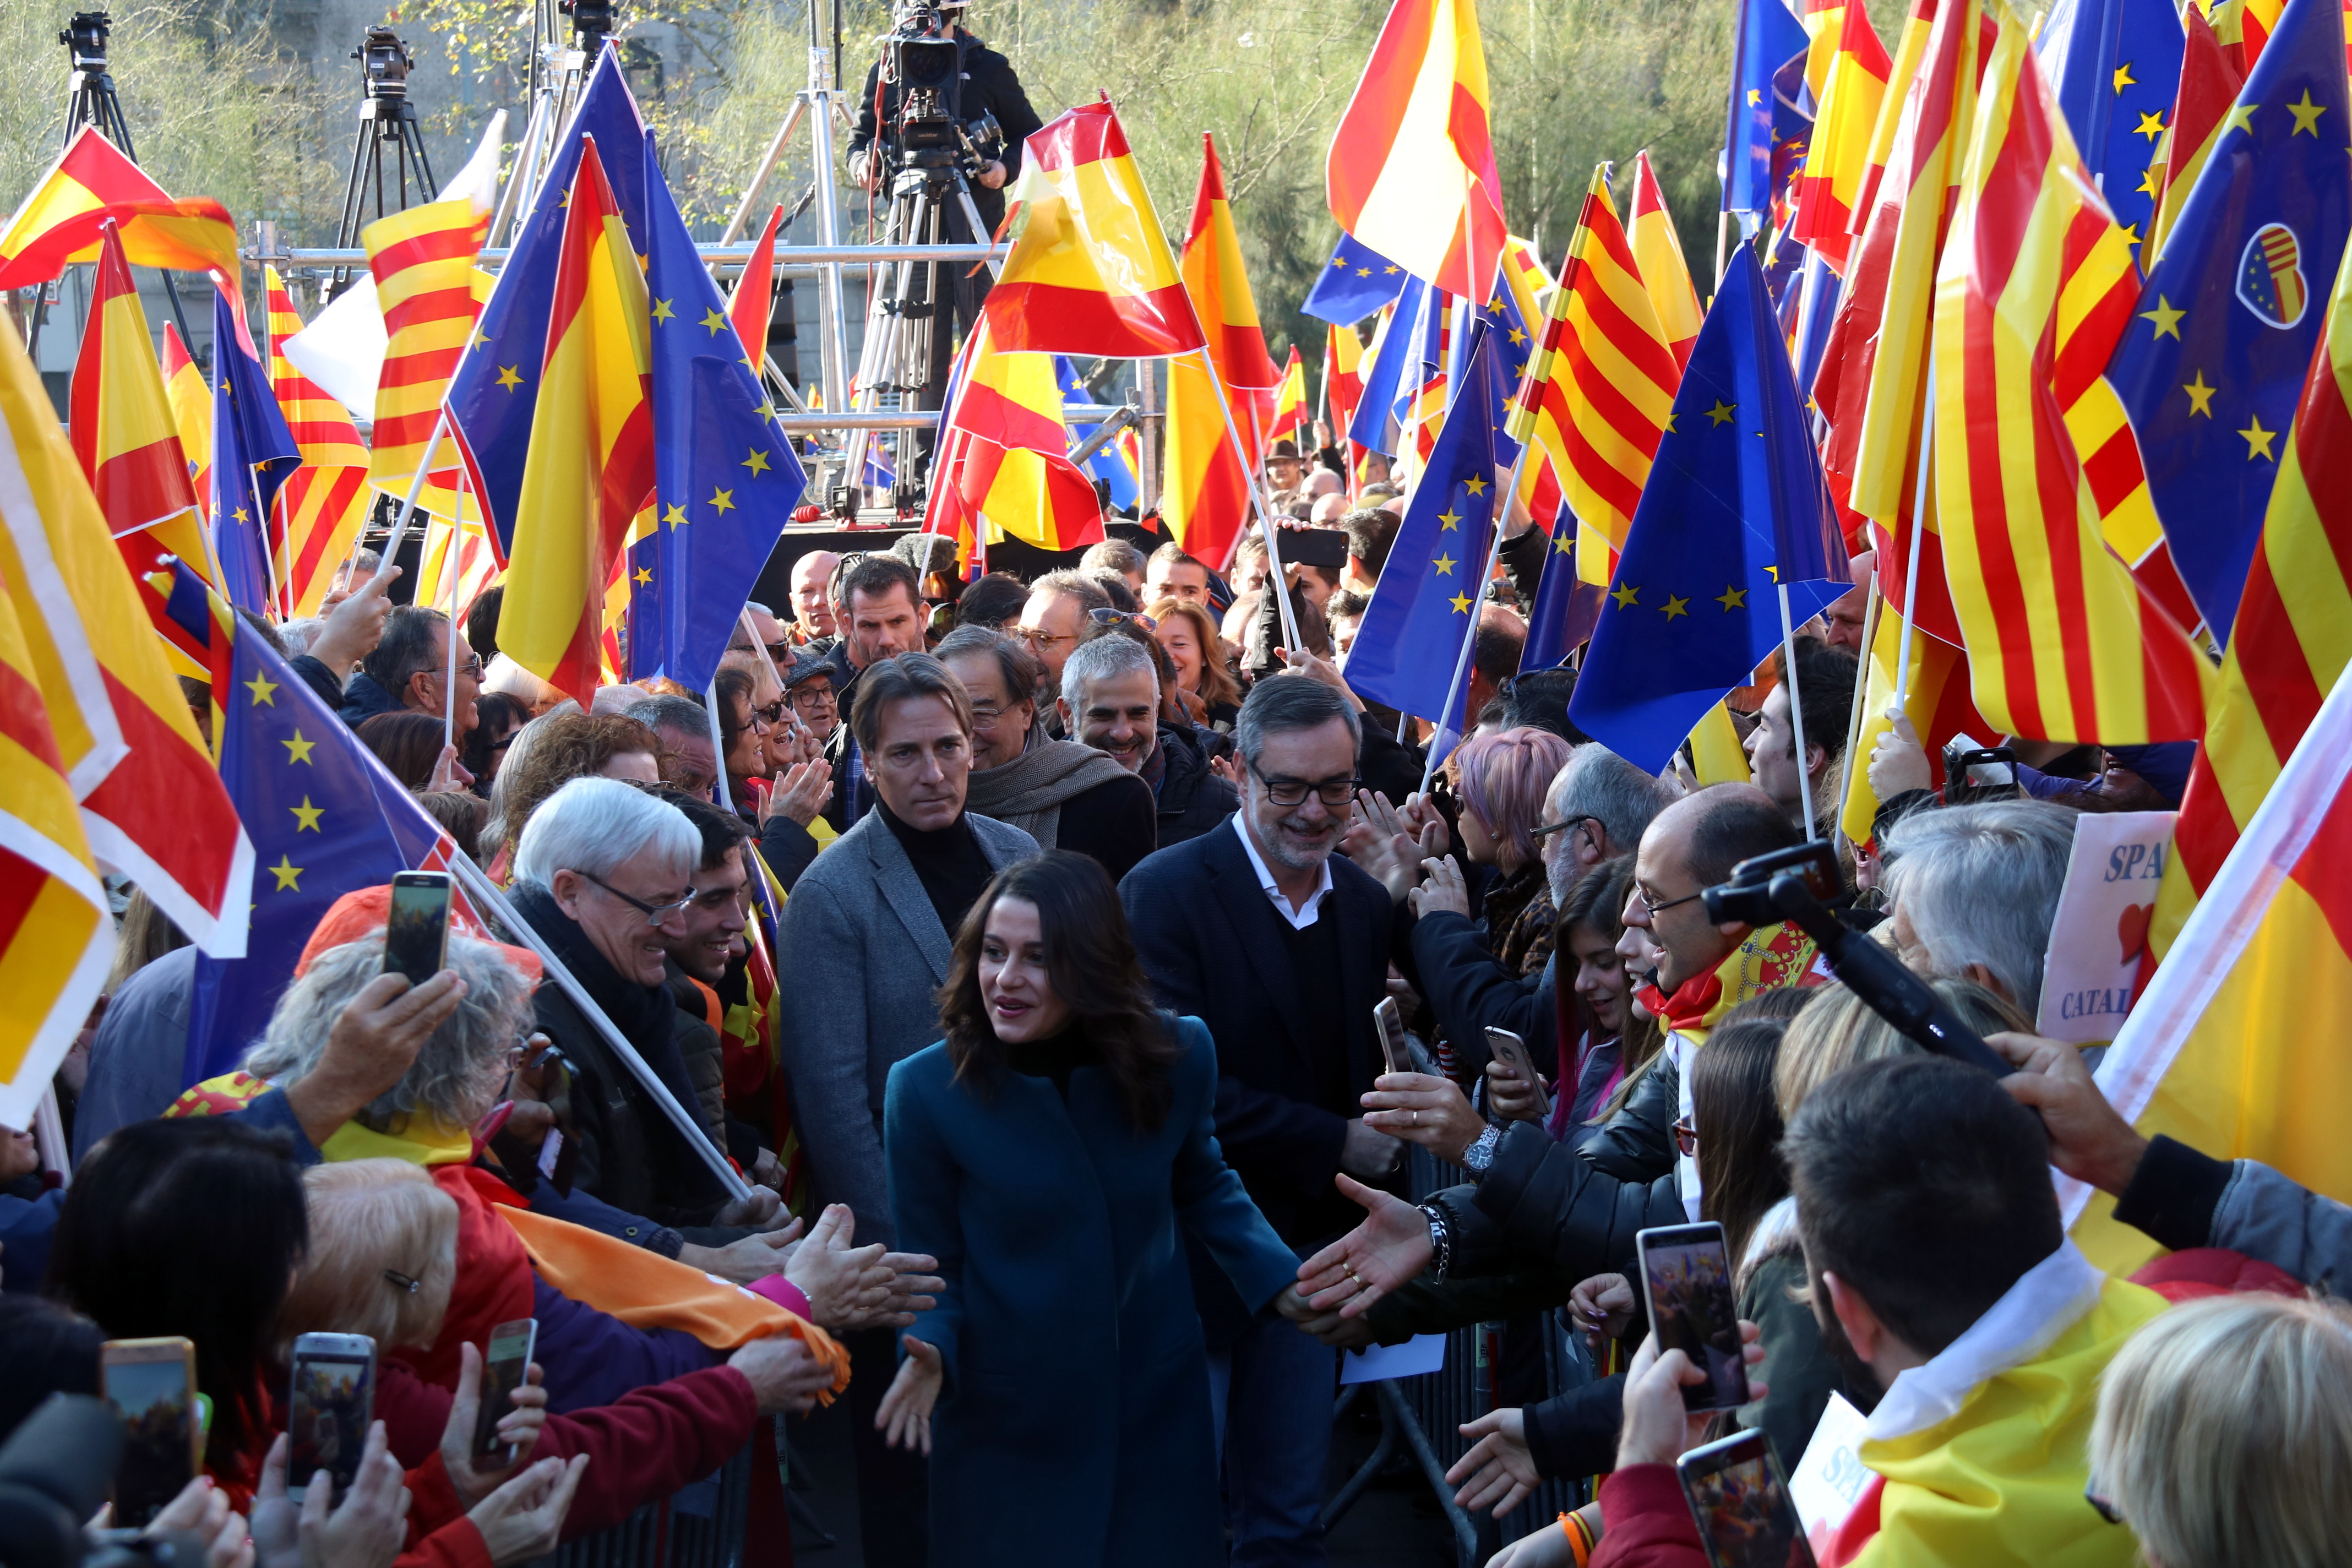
[339,606,481,739]
[1011,569,1112,735]
[1120,675,1417,1565]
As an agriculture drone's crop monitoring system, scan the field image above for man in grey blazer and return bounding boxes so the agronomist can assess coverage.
[777,649,1035,1568]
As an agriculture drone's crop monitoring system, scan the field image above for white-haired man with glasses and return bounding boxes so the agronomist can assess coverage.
[1118,674,1417,1566]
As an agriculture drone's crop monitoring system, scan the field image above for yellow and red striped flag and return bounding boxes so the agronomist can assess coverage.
[264,268,373,617]
[1928,3,2209,743]
[1626,154,1702,373]
[1166,134,1283,568]
[1837,603,1997,844]
[500,138,656,706]
[1325,0,1507,300]
[67,225,210,592]
[2208,0,2286,75]
[985,101,1206,359]
[159,324,211,515]
[1793,0,1894,274]
[1851,0,1940,227]
[0,321,251,956]
[2151,234,2352,954]
[927,314,1103,555]
[1268,347,1309,444]
[1325,323,1365,458]
[728,203,784,367]
[2062,655,2352,1279]
[362,174,492,530]
[1505,167,1676,588]
[2146,4,2246,265]
[0,127,239,296]
[417,514,501,627]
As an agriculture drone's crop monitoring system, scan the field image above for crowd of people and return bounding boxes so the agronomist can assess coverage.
[8,426,2352,1568]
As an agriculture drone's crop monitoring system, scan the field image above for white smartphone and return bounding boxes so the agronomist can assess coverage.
[1483,1026,1553,1121]
[471,1319,538,1461]
[287,1332,377,1501]
[1374,997,1411,1077]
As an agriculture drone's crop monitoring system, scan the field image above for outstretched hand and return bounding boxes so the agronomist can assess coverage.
[1346,790,1445,906]
[1295,1174,1432,1317]
[875,1336,944,1455]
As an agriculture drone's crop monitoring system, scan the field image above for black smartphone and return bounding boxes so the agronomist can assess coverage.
[1942,744,2020,804]
[1374,997,1411,1077]
[471,1319,538,1460]
[101,1337,199,1528]
[1675,1429,1817,1568]
[287,1332,377,1501]
[383,871,453,984]
[1636,1222,1750,1413]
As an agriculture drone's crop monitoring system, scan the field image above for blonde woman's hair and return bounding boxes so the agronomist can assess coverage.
[2090,1293,2352,1568]
[1773,976,2029,1122]
[279,1160,459,1352]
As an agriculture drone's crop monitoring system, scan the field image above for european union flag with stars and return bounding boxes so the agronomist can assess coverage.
[1569,242,1847,775]
[1349,275,1444,455]
[1345,321,1509,728]
[641,133,807,693]
[1724,0,1810,217]
[2106,0,2349,643]
[2035,0,2183,258]
[210,287,301,614]
[1303,231,1409,326]
[1057,356,1139,510]
[1520,499,1604,672]
[185,620,458,1085]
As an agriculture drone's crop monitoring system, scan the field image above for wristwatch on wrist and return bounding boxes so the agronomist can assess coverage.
[1461,1124,1503,1177]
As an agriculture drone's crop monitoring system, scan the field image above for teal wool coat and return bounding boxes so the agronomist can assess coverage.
[884,1015,1298,1565]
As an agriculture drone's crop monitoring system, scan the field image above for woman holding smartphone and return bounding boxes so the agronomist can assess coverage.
[876,851,1316,1565]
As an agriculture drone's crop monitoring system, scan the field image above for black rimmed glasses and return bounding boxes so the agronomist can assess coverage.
[1247,762,1361,808]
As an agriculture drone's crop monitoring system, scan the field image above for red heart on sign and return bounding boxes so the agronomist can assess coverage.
[2117,901,2153,964]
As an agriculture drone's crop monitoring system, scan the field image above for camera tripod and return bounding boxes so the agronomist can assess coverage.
[326,26,440,299]
[32,11,196,356]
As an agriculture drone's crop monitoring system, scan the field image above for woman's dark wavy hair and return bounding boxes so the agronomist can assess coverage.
[46,1118,308,1469]
[936,851,1185,1133]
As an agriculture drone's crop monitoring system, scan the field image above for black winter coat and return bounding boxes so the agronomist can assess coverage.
[1429,1119,1684,1288]
[1151,723,1238,848]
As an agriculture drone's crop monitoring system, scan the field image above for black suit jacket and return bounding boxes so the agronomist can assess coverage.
[1120,822,1412,1339]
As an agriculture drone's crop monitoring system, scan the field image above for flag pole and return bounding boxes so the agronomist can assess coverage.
[1832,573,1882,858]
[1778,580,1819,839]
[370,411,451,587]
[1193,347,1301,653]
[444,469,464,756]
[1417,452,1527,794]
[1892,363,1934,704]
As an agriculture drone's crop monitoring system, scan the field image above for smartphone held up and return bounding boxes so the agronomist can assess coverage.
[287,1332,377,1501]
[1676,1429,1816,1568]
[1636,1222,1751,1414]
[100,1337,199,1528]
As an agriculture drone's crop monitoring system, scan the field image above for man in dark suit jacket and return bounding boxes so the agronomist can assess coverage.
[1120,675,1410,1568]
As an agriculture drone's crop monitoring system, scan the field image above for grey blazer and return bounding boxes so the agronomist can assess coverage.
[776,809,1038,1245]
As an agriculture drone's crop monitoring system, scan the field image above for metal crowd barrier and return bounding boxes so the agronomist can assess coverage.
[543,1443,752,1568]
[1321,1142,1595,1568]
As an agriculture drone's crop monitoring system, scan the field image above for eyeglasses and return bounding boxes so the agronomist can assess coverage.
[749,700,786,728]
[1015,627,1073,651]
[1089,607,1158,631]
[436,655,484,681]
[968,702,1009,729]
[580,872,696,925]
[762,639,793,660]
[1633,884,1705,916]
[1532,813,1598,842]
[1673,1117,1698,1158]
[1247,762,1362,808]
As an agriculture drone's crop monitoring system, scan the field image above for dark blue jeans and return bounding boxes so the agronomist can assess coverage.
[1207,1298,1335,1567]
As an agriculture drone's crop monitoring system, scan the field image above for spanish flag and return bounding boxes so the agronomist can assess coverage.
[1167,134,1282,569]
[159,324,211,530]
[2146,4,2245,265]
[265,269,374,617]
[1929,3,2210,743]
[0,320,251,957]
[1325,0,1507,301]
[1324,323,1365,452]
[67,225,208,590]
[985,101,1205,359]
[0,127,240,295]
[1268,347,1309,444]
[928,314,1102,554]
[1791,0,1892,274]
[1626,154,1702,373]
[499,137,656,706]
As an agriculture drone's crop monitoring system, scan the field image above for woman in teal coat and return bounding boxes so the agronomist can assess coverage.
[879,850,1315,1565]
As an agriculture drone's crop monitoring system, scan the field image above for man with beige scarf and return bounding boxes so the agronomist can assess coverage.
[934,625,1157,883]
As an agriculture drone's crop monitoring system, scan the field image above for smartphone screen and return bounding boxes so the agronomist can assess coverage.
[102,1339,197,1528]
[471,1319,537,1459]
[1637,1223,1750,1413]
[1374,998,1410,1077]
[383,872,453,984]
[1676,1430,1817,1568]
[288,1338,376,1499]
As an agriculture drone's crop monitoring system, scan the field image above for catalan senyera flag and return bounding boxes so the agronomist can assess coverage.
[2146,3,2246,264]
[2062,655,2352,1280]
[67,225,206,589]
[2153,233,2352,955]
[927,315,1104,554]
[1929,4,2211,743]
[362,174,493,531]
[1793,0,1894,273]
[1628,155,1703,373]
[986,101,1206,358]
[0,127,239,296]
[500,138,656,706]
[265,268,373,617]
[0,547,113,1132]
[417,514,500,628]
[1326,0,1506,300]
[1269,347,1309,444]
[1507,168,1676,589]
[1837,603,1997,844]
[0,322,251,956]
[2210,0,2287,75]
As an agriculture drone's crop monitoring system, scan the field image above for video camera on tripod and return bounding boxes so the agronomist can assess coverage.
[355,25,413,96]
[61,11,111,70]
[1700,842,2018,1079]
[876,6,1004,193]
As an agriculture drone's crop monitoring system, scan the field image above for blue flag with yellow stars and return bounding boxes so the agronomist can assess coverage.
[1569,242,1847,775]
[1304,230,1409,326]
[2035,0,2184,259]
[211,288,301,520]
[447,45,650,559]
[1469,260,1532,469]
[1725,0,1810,217]
[1346,320,1509,731]
[1056,357,1139,510]
[184,620,458,1085]
[2105,0,2350,643]
[209,291,281,615]
[642,133,807,693]
[1520,499,1606,672]
[1349,275,1445,455]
